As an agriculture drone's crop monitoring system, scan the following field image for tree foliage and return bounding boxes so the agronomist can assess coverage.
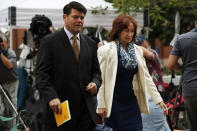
[105,0,197,45]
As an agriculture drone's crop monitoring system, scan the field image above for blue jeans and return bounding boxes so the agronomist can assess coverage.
[141,98,170,131]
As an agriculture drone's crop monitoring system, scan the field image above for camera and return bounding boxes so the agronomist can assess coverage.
[25,14,52,59]
[29,15,52,38]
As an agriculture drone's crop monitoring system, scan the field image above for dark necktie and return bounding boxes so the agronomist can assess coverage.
[72,35,79,61]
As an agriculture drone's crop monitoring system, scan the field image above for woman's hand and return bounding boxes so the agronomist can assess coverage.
[97,108,107,123]
[159,101,168,116]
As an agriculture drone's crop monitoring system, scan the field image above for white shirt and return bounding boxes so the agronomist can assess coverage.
[18,44,35,73]
[64,27,80,51]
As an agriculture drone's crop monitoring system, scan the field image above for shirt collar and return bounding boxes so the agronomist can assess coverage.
[64,27,80,40]
[191,28,197,32]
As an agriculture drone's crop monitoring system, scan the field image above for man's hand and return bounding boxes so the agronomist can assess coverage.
[49,98,62,114]
[85,82,97,95]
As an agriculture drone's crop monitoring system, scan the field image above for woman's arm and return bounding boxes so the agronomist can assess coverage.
[141,46,153,60]
[97,47,108,121]
[141,47,168,115]
[97,47,107,109]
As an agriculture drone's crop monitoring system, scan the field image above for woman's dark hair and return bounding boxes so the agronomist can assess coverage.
[109,14,138,42]
[63,1,87,15]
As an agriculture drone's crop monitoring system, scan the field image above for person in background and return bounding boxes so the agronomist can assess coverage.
[167,19,197,131]
[87,33,103,48]
[0,33,18,129]
[17,15,53,111]
[97,14,168,131]
[136,35,170,131]
[136,35,166,97]
[35,1,101,131]
[49,26,56,33]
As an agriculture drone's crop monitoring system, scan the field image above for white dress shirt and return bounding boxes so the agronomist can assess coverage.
[64,27,80,51]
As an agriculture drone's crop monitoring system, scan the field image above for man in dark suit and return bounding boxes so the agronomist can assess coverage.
[35,1,101,131]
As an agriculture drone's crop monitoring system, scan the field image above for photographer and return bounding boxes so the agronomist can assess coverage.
[17,14,53,109]
[0,33,18,128]
[18,14,53,72]
[26,14,53,60]
[16,15,53,130]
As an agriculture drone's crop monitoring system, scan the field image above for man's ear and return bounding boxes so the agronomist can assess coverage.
[63,14,67,19]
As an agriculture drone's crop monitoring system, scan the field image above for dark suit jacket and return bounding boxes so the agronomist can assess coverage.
[35,28,101,128]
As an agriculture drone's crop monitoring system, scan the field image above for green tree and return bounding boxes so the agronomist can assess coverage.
[105,0,197,45]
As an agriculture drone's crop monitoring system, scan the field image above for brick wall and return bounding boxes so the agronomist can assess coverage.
[12,28,26,51]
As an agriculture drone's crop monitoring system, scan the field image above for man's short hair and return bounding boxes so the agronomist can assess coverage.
[63,1,87,15]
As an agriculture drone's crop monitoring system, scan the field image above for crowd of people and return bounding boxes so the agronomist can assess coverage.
[0,33,18,129]
[0,1,197,131]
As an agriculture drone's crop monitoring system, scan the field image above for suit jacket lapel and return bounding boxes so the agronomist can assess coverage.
[60,28,71,47]
[59,28,78,64]
[79,34,86,65]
